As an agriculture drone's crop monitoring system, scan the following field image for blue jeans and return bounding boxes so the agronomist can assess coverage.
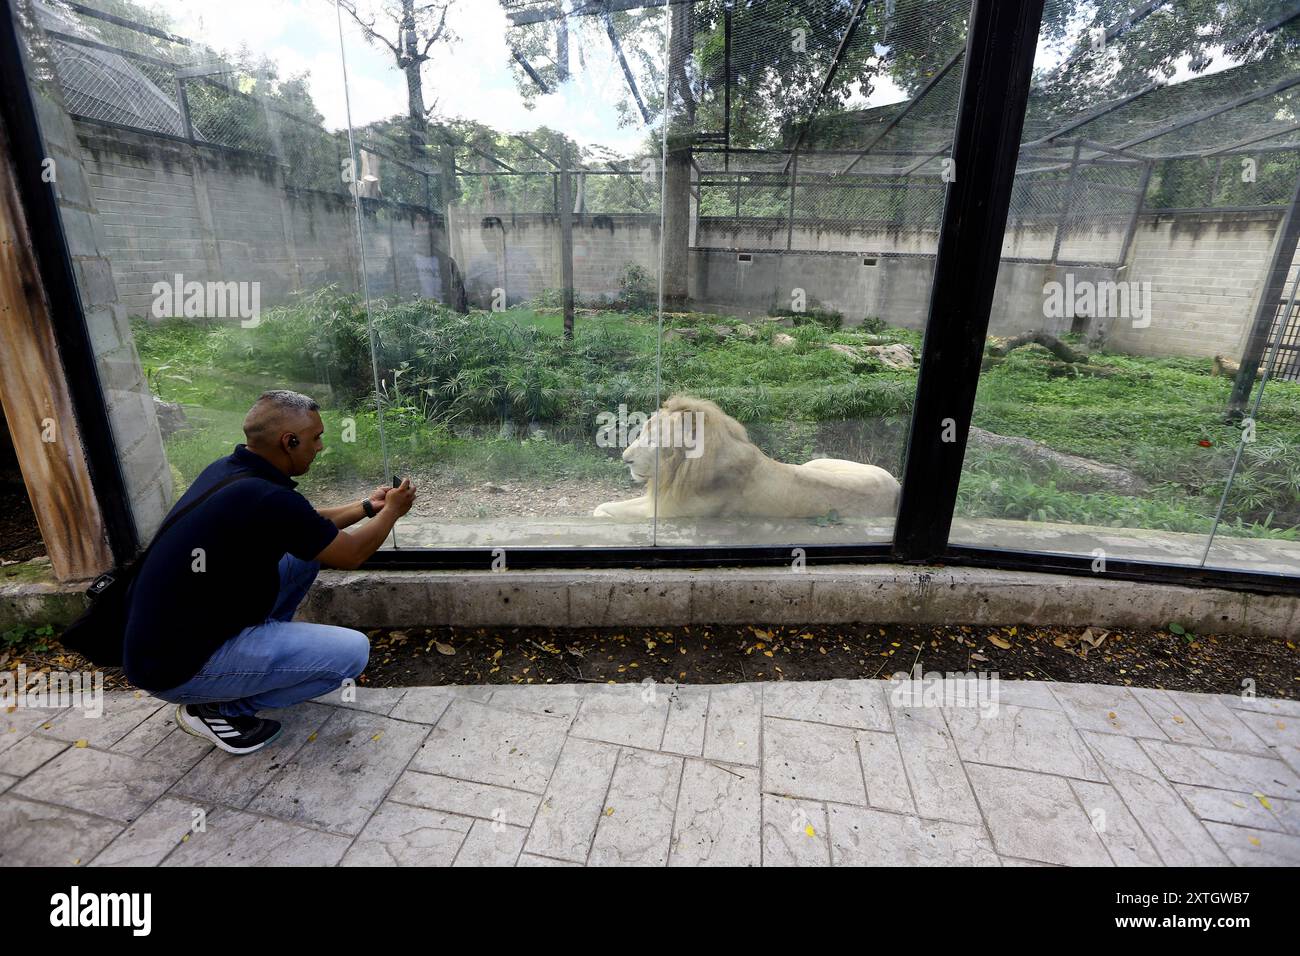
[152,554,369,718]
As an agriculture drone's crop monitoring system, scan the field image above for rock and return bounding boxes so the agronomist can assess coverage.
[734,324,757,339]
[665,327,699,342]
[153,396,190,439]
[483,483,506,494]
[826,342,915,370]
[773,332,797,347]
[709,324,734,338]
[497,421,517,439]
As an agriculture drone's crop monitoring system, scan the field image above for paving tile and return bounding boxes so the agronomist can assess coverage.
[991,681,1065,712]
[12,746,187,823]
[38,692,161,748]
[0,795,122,866]
[762,717,866,805]
[340,802,470,866]
[762,679,891,732]
[855,730,915,814]
[1273,744,1300,778]
[966,763,1111,866]
[142,727,213,771]
[669,758,760,867]
[702,683,761,767]
[945,704,1105,781]
[827,806,999,866]
[761,794,830,866]
[411,699,569,793]
[171,703,334,809]
[387,770,539,828]
[454,818,528,866]
[1139,739,1300,799]
[0,705,68,756]
[1081,732,1229,866]
[387,688,453,725]
[1175,783,1300,836]
[309,686,408,716]
[1050,683,1169,740]
[1128,688,1215,747]
[0,773,18,793]
[659,685,709,756]
[247,708,429,836]
[1230,708,1299,750]
[157,808,350,865]
[1163,691,1272,755]
[487,684,584,719]
[570,685,670,750]
[90,796,209,867]
[0,734,68,777]
[523,737,619,863]
[517,852,582,867]
[589,749,682,866]
[1070,779,1163,866]
[1204,821,1300,866]
[110,705,185,757]
[1000,857,1056,866]
[890,705,981,825]
[1222,695,1300,720]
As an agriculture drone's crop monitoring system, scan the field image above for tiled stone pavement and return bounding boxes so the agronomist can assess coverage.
[1,679,1298,866]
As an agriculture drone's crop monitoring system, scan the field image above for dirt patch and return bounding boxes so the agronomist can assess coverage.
[354,621,1298,698]
[319,473,629,520]
[9,622,1295,700]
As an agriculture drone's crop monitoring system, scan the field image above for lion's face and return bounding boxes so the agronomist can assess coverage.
[622,413,660,482]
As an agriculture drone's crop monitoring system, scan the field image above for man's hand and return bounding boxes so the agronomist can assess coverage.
[383,478,417,518]
[367,485,391,513]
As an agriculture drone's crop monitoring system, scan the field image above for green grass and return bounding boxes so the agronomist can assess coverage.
[131,293,1300,538]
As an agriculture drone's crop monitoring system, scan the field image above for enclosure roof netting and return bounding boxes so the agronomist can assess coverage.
[518,0,1300,177]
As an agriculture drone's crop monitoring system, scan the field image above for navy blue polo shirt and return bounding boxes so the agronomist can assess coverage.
[123,444,340,692]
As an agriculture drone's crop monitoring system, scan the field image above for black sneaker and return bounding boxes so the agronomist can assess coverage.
[176,703,282,755]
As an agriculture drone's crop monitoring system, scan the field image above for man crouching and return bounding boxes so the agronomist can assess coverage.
[123,389,416,755]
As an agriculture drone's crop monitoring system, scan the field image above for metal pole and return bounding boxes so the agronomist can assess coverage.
[893,0,1048,562]
[1051,140,1082,264]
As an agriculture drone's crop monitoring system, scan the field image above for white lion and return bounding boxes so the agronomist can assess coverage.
[593,395,900,519]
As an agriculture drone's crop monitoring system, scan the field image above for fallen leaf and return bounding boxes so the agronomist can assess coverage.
[989,635,1011,650]
[1254,792,1273,811]
[970,653,988,662]
[1248,836,1261,847]
[74,740,88,748]
[307,732,318,742]
[605,807,615,816]
[435,642,456,656]
[1107,712,1117,720]
[804,824,816,837]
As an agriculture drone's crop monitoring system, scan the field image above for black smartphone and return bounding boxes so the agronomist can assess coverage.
[392,476,403,488]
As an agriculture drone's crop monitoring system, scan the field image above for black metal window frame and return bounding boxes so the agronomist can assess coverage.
[4,0,1298,598]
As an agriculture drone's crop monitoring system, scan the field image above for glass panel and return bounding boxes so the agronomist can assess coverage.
[648,0,969,547]
[339,0,668,549]
[10,0,378,536]
[951,0,1300,572]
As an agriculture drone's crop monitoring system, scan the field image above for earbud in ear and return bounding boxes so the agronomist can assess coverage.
[287,435,300,449]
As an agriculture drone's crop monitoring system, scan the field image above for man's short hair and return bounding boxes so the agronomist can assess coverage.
[243,389,320,444]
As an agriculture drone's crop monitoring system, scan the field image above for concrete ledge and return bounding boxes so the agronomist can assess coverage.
[4,561,1295,638]
[297,564,1300,638]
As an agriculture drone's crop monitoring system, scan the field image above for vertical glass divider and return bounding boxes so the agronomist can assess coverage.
[334,0,395,548]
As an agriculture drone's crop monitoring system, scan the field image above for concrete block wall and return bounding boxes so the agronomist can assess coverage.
[1107,210,1283,359]
[34,98,173,542]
